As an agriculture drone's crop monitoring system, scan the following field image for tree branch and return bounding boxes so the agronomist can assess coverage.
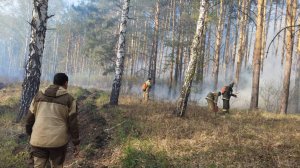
[266,24,300,58]
[46,14,55,20]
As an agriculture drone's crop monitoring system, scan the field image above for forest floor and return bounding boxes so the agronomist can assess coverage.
[0,84,300,168]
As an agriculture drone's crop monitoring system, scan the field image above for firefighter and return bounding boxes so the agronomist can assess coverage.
[142,78,152,101]
[206,91,221,115]
[221,82,237,113]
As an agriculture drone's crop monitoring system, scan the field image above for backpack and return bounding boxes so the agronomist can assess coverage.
[221,86,228,95]
[142,83,147,91]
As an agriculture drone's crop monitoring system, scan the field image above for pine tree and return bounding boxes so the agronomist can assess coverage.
[280,0,297,114]
[250,0,265,110]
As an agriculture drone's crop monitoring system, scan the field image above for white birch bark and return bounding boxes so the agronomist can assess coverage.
[17,0,50,122]
[175,0,207,117]
[110,0,130,105]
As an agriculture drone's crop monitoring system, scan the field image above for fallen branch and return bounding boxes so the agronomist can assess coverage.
[104,120,127,132]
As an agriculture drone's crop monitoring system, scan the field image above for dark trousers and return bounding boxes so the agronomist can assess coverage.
[223,99,230,113]
[30,144,67,167]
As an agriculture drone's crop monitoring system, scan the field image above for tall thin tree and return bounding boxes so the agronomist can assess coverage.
[250,0,265,110]
[175,0,207,117]
[110,0,130,105]
[280,0,297,114]
[148,0,160,85]
[16,0,50,122]
[212,0,225,90]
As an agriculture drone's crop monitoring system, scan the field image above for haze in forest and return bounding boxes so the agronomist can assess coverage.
[0,0,299,113]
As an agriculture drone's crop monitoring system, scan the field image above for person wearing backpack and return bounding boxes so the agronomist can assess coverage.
[142,78,152,101]
[221,82,237,113]
[205,91,221,115]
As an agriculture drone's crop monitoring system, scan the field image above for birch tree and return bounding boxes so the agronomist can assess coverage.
[16,0,50,122]
[110,0,130,105]
[175,0,207,117]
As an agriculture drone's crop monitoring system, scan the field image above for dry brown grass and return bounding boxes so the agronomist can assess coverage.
[103,96,300,168]
[0,85,299,168]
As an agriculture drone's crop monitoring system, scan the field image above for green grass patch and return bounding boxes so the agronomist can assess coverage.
[121,143,169,168]
[0,140,28,168]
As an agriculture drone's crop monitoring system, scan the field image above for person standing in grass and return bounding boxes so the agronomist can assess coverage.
[25,73,80,168]
[221,82,237,113]
[142,78,152,102]
[205,91,221,115]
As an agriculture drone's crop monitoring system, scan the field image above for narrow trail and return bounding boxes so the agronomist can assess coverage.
[64,90,111,168]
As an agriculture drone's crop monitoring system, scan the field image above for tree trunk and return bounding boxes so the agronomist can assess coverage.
[158,15,168,79]
[175,0,183,84]
[205,24,212,76]
[281,12,288,64]
[295,16,300,113]
[224,1,233,83]
[196,20,207,86]
[280,0,296,114]
[17,0,49,122]
[261,0,271,72]
[169,0,176,88]
[250,0,265,110]
[295,52,300,113]
[175,0,207,117]
[110,0,130,105]
[212,0,225,90]
[148,0,160,85]
[275,1,285,58]
[235,0,248,86]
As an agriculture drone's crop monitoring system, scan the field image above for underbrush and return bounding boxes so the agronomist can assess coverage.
[0,87,27,168]
[103,96,300,167]
[0,84,299,167]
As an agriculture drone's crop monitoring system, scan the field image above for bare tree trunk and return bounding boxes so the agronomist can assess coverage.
[280,0,296,114]
[295,16,300,113]
[246,25,254,67]
[275,1,285,58]
[17,0,49,122]
[142,20,148,75]
[281,12,288,64]
[243,2,252,68]
[250,0,265,110]
[235,0,248,86]
[110,0,130,105]
[196,19,207,86]
[205,24,211,76]
[230,24,239,81]
[273,0,278,33]
[158,15,168,79]
[169,0,176,88]
[148,0,160,85]
[174,0,183,84]
[212,0,225,90]
[65,31,72,74]
[260,0,268,72]
[224,1,233,83]
[175,0,207,117]
[295,53,300,113]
